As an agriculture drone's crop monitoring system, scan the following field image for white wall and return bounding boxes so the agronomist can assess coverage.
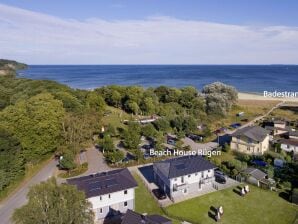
[88,188,135,209]
[170,169,214,189]
[281,143,298,153]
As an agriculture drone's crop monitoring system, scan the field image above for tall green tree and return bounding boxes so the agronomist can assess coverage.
[123,122,141,149]
[12,178,94,224]
[0,128,24,191]
[0,93,65,162]
[85,92,106,112]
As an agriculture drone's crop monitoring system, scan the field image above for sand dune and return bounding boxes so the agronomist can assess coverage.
[238,92,298,102]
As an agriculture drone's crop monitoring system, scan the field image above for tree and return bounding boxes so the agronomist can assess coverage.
[99,135,115,153]
[54,91,83,112]
[0,93,65,162]
[85,92,106,112]
[179,86,198,108]
[202,82,238,116]
[123,122,141,149]
[59,150,77,170]
[12,178,94,224]
[141,123,157,139]
[153,118,171,133]
[62,111,101,151]
[0,128,24,191]
[105,150,124,164]
[124,100,139,115]
[154,131,165,152]
[140,97,155,115]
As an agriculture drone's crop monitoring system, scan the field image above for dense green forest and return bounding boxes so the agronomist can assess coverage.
[0,65,237,192]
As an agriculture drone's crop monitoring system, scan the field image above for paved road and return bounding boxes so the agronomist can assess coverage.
[226,101,285,135]
[0,159,58,224]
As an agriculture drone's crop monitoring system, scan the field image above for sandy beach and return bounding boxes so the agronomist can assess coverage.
[238,92,298,102]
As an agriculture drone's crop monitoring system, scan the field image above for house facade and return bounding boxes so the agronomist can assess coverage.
[153,156,216,201]
[230,126,269,155]
[67,168,138,222]
[280,139,298,154]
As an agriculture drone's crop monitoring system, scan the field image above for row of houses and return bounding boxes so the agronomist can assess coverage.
[67,121,296,223]
[230,120,298,155]
[67,155,217,223]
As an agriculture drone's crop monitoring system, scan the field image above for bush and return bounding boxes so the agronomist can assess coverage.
[222,143,230,152]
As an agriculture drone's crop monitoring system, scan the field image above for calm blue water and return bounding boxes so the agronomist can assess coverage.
[19,65,298,93]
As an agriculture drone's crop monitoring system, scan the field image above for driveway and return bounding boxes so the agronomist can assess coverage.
[0,159,58,224]
[80,147,111,176]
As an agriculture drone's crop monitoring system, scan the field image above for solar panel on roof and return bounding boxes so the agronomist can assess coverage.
[175,163,186,170]
[105,178,118,187]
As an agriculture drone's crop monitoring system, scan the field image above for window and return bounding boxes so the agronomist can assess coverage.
[124,201,128,207]
[195,173,198,176]
[174,178,177,181]
[208,170,210,173]
[188,174,191,178]
[100,196,102,200]
[181,176,184,183]
[124,190,127,195]
[183,188,187,194]
[99,208,103,214]
[108,194,111,199]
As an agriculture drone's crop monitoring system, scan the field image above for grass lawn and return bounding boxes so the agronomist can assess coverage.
[166,185,298,224]
[103,106,132,129]
[270,108,298,121]
[133,173,164,215]
[133,173,180,224]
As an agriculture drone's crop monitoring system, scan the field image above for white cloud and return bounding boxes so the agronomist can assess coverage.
[0,3,298,64]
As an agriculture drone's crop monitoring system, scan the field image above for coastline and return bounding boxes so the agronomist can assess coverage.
[238,92,298,102]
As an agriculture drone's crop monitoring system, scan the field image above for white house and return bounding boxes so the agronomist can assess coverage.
[280,139,298,154]
[230,126,270,155]
[67,168,138,222]
[153,155,216,201]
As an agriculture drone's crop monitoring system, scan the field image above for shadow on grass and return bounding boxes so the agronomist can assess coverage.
[208,211,216,222]
[233,188,242,196]
[279,191,290,202]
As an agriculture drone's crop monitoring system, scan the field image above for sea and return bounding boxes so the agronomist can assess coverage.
[18,65,298,93]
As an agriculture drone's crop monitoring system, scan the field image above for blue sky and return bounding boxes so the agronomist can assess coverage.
[1,0,298,26]
[0,1,298,64]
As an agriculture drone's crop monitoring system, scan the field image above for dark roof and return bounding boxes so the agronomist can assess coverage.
[67,168,137,198]
[274,120,286,125]
[154,155,216,179]
[121,210,172,224]
[289,131,298,137]
[242,167,267,180]
[231,126,269,142]
[280,139,298,147]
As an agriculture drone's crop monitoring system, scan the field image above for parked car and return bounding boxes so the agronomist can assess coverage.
[167,139,176,145]
[230,123,241,129]
[215,170,225,177]
[143,153,150,160]
[187,134,204,142]
[152,189,167,200]
[215,175,226,184]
